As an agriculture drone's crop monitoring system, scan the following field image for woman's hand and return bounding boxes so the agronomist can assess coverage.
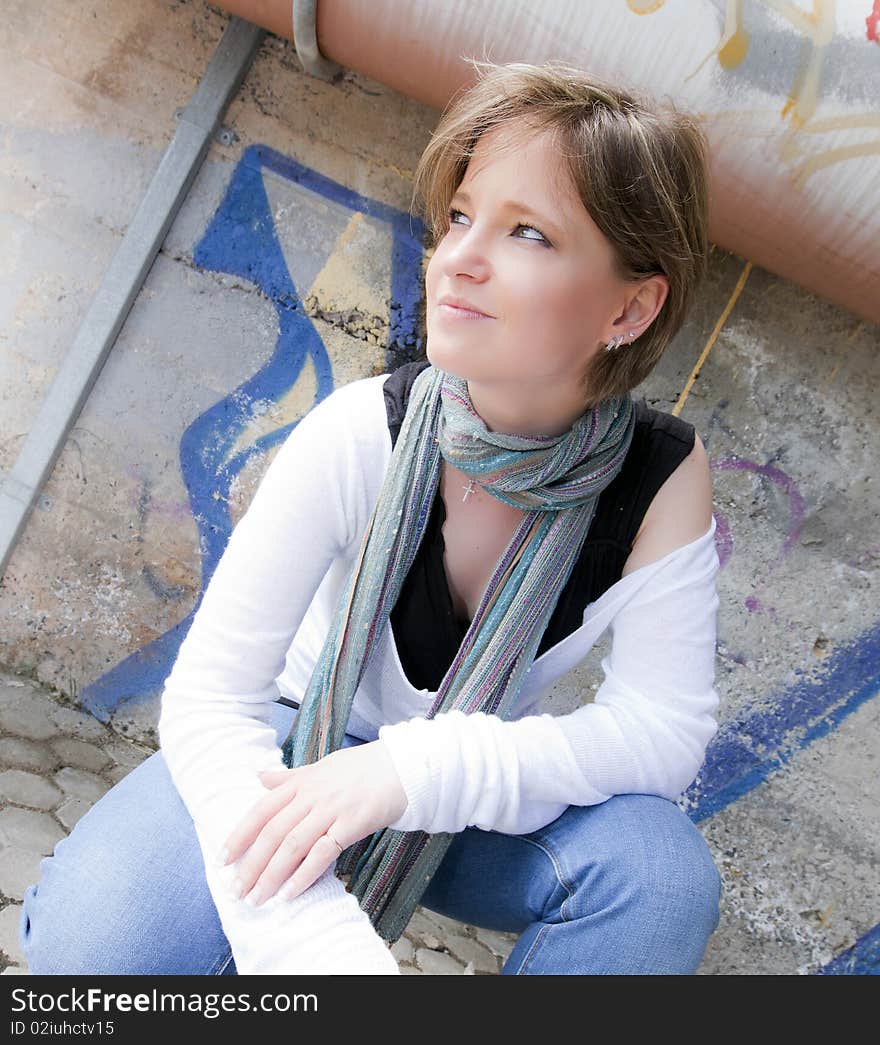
[218,739,408,907]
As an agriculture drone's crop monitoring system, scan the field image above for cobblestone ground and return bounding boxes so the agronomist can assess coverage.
[0,671,516,975]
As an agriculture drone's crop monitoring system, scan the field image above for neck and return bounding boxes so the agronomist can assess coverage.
[464,377,589,439]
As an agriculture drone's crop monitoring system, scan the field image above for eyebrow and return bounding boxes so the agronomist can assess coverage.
[450,189,563,238]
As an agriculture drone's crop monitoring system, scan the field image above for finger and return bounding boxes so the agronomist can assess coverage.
[221,778,300,865]
[230,792,313,899]
[258,768,295,789]
[242,808,331,907]
[278,827,347,902]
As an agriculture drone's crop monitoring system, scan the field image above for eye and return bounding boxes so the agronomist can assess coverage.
[514,223,548,244]
[447,208,550,245]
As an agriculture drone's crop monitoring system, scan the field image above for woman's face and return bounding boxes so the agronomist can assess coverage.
[424,123,637,434]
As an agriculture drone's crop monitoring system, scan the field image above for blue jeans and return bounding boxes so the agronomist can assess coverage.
[20,701,721,975]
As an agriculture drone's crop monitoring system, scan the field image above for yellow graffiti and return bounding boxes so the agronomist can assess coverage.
[786,139,880,191]
[635,0,880,188]
[791,113,880,134]
[778,113,880,189]
[683,0,836,113]
[775,0,836,127]
[684,0,748,80]
[226,209,389,464]
[718,27,749,68]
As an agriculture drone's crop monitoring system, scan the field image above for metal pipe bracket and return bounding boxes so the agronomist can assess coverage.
[293,0,344,81]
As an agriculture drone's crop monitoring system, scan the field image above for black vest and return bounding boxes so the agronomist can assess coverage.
[385,360,695,692]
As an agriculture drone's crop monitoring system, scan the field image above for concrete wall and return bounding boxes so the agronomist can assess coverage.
[1,0,877,974]
[1,0,432,712]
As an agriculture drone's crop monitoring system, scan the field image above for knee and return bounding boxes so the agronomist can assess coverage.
[633,800,719,935]
[19,883,55,974]
[19,752,182,974]
[630,811,722,940]
[19,834,132,975]
[554,795,722,936]
[19,842,97,974]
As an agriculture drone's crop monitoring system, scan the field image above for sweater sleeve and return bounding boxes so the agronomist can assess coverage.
[157,379,398,974]
[377,522,721,836]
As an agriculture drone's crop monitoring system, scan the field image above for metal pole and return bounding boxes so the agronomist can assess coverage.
[0,17,265,579]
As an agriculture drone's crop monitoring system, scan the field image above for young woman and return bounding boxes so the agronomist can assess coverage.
[20,60,722,975]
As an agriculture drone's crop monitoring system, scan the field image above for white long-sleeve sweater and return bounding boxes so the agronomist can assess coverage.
[158,371,720,973]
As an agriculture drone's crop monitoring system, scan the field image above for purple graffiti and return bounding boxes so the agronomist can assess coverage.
[711,508,733,569]
[711,455,806,558]
[846,544,880,570]
[124,463,192,521]
[709,455,807,626]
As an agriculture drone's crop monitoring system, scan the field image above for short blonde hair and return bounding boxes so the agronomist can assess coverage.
[411,59,711,407]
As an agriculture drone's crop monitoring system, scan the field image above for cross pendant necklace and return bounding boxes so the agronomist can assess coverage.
[462,480,477,503]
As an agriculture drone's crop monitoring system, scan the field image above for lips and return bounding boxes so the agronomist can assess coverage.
[437,296,494,318]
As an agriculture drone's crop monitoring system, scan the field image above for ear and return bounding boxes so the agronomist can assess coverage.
[605,274,669,343]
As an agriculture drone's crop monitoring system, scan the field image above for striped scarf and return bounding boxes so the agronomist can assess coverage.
[281,363,634,943]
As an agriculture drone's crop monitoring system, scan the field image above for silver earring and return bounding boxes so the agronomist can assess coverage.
[604,330,637,352]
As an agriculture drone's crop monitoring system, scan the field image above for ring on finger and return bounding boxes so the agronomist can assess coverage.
[325,827,344,856]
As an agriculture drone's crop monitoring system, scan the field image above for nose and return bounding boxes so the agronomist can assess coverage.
[441,222,491,281]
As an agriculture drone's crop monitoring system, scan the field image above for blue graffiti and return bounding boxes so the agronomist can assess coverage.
[80,145,425,721]
[689,619,880,822]
[687,621,880,974]
[816,922,879,975]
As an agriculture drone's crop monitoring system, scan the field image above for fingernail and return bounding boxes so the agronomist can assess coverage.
[216,847,229,867]
[245,886,263,907]
[231,877,244,899]
[278,885,296,902]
